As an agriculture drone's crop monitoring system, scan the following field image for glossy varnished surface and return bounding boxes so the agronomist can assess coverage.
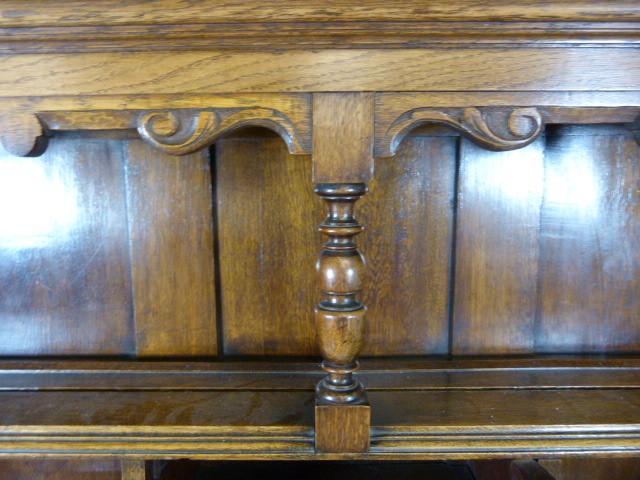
[0,138,133,355]
[454,125,640,354]
[536,126,640,352]
[216,136,319,356]
[125,140,217,356]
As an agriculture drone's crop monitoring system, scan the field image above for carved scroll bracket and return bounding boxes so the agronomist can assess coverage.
[0,112,48,157]
[137,107,309,156]
[0,94,312,157]
[378,106,544,156]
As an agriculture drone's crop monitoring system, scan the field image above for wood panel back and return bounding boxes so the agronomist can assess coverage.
[359,135,455,355]
[536,126,640,352]
[124,139,218,357]
[217,133,455,356]
[216,136,320,355]
[452,126,640,355]
[0,459,121,480]
[452,137,544,355]
[0,138,133,355]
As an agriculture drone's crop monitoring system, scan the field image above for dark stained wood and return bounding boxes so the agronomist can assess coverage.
[217,131,455,357]
[536,126,640,353]
[312,93,374,183]
[121,459,146,480]
[0,358,638,391]
[0,459,121,480]
[315,184,368,405]
[468,459,512,480]
[511,460,557,480]
[0,384,638,459]
[216,135,320,356]
[124,140,217,357]
[453,137,544,354]
[0,138,134,355]
[315,405,371,453]
[360,134,455,355]
[162,460,475,480]
[539,457,640,480]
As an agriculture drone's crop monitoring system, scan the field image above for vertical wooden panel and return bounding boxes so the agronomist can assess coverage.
[121,459,146,480]
[0,138,134,355]
[0,459,121,480]
[539,458,640,480]
[536,126,640,352]
[217,135,320,355]
[453,138,544,355]
[125,139,217,356]
[218,132,456,356]
[312,93,374,183]
[360,135,456,355]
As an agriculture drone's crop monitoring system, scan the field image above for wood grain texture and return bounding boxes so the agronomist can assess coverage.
[0,138,134,355]
[536,126,640,353]
[510,460,557,480]
[121,459,146,480]
[0,459,121,480]
[539,457,640,480]
[0,387,638,459]
[124,140,217,357]
[0,49,638,96]
[312,93,374,183]
[216,132,455,356]
[216,135,320,356]
[0,358,638,391]
[315,405,370,453]
[453,137,544,355]
[359,134,455,355]
[0,1,636,26]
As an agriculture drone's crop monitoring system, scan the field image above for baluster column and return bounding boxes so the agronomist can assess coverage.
[315,183,368,406]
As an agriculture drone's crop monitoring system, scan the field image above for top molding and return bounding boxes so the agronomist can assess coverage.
[0,1,638,52]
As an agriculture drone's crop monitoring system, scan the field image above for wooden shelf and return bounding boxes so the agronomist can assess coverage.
[0,359,638,460]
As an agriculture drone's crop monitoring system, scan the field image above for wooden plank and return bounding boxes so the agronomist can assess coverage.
[312,92,374,183]
[539,458,640,480]
[453,138,544,354]
[0,49,638,96]
[0,388,638,458]
[124,140,217,356]
[0,138,134,355]
[0,459,121,480]
[536,126,640,352]
[216,135,319,355]
[511,460,557,480]
[1,1,637,26]
[121,459,146,480]
[315,405,371,453]
[359,135,455,355]
[0,359,638,391]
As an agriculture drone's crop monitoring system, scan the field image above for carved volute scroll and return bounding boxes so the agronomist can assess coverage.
[0,112,48,157]
[379,106,544,156]
[315,183,368,406]
[137,107,309,156]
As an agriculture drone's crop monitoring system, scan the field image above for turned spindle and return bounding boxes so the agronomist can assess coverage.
[315,183,368,406]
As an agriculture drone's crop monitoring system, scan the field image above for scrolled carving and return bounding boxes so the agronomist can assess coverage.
[0,112,48,157]
[137,107,308,156]
[137,110,219,156]
[380,107,544,156]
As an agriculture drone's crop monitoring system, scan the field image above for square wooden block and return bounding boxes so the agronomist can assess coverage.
[315,404,371,453]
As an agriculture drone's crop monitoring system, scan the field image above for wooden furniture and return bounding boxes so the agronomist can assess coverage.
[0,1,639,478]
